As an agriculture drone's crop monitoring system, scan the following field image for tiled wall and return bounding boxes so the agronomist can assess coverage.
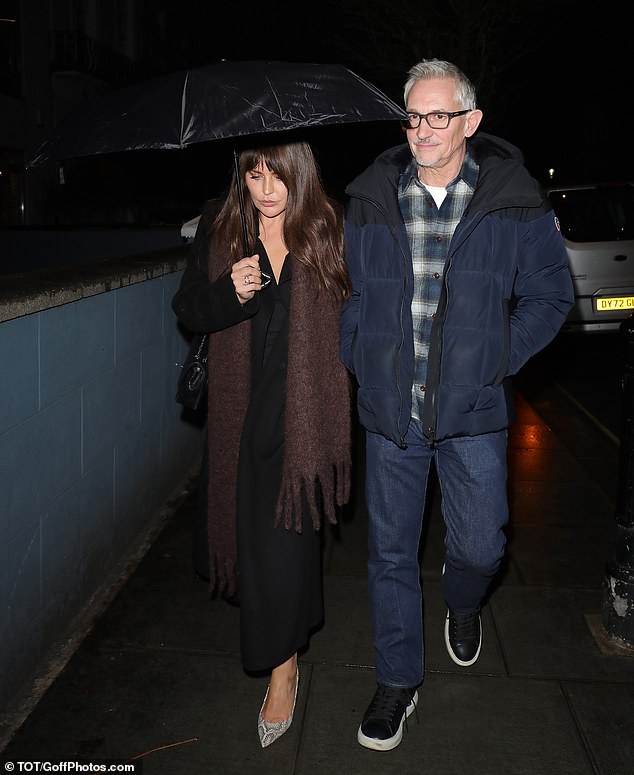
[0,269,205,708]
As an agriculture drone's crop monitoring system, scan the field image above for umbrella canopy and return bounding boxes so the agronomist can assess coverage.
[28,60,407,166]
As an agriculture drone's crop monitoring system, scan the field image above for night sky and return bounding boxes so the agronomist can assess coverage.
[48,0,633,225]
[139,0,631,181]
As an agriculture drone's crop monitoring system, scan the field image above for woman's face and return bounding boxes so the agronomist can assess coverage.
[245,161,289,220]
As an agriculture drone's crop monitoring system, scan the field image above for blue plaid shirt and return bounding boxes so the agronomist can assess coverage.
[398,151,479,421]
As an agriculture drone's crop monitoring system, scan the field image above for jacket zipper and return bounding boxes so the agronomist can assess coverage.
[427,258,451,444]
[425,212,487,441]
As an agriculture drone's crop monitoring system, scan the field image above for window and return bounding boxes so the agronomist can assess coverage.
[548,184,634,243]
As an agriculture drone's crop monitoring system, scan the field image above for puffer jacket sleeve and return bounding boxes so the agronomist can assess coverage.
[507,210,574,375]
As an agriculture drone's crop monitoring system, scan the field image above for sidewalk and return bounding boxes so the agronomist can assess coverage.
[2,366,634,775]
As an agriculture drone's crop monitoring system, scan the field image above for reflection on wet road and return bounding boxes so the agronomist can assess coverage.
[527,330,625,443]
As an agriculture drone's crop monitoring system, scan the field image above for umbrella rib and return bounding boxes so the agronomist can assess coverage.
[265,76,283,121]
[180,71,189,146]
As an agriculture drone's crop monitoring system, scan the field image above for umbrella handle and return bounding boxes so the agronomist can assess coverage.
[233,149,250,256]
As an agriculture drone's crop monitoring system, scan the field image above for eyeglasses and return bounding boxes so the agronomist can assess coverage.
[402,109,471,130]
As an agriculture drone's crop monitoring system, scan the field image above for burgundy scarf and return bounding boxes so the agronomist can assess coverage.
[206,241,351,594]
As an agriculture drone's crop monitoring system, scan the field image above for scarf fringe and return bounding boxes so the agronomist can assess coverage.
[274,459,351,531]
[208,551,238,599]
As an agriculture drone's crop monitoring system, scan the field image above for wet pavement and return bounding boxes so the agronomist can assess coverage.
[1,363,633,774]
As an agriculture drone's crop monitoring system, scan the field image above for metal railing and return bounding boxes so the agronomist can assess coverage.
[602,315,634,649]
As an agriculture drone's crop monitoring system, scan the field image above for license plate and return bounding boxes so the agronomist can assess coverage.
[595,296,634,312]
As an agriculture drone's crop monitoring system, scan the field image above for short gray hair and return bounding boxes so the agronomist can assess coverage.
[404,59,477,110]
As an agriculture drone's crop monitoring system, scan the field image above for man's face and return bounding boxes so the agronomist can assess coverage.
[404,77,482,180]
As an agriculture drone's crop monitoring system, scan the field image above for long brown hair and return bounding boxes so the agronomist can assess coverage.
[213,141,351,300]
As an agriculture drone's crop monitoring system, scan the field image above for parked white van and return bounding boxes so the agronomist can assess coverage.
[547,182,634,332]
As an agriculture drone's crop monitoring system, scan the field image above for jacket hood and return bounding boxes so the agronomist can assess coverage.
[346,132,545,216]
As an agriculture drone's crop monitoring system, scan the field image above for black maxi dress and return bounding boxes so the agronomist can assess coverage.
[236,241,323,672]
[173,236,323,673]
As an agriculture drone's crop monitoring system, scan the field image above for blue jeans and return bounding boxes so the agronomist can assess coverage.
[365,421,508,688]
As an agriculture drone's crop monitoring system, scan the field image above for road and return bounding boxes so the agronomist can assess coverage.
[528,330,626,443]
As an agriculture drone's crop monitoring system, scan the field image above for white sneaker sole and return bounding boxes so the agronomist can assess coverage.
[357,690,419,751]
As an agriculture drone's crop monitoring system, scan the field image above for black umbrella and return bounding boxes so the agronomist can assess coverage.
[28,59,407,250]
[28,59,406,164]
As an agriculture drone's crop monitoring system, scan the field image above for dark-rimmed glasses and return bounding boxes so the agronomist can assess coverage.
[402,109,471,130]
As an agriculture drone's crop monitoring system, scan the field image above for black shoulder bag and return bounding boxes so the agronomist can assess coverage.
[176,333,209,411]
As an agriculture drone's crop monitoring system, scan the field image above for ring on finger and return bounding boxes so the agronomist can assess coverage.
[244,275,251,286]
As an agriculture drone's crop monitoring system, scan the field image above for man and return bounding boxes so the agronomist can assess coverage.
[340,59,573,751]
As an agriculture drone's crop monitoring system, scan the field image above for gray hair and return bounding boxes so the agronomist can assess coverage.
[404,59,477,110]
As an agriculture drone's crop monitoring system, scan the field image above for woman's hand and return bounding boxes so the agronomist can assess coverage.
[232,254,264,304]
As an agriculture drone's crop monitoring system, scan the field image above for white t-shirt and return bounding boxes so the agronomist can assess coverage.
[423,184,448,208]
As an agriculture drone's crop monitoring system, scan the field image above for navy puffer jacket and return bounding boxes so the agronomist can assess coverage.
[340,133,574,447]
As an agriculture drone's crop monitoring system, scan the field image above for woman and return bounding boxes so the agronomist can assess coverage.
[172,141,352,748]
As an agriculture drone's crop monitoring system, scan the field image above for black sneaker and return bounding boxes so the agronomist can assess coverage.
[357,683,418,751]
[445,607,482,666]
